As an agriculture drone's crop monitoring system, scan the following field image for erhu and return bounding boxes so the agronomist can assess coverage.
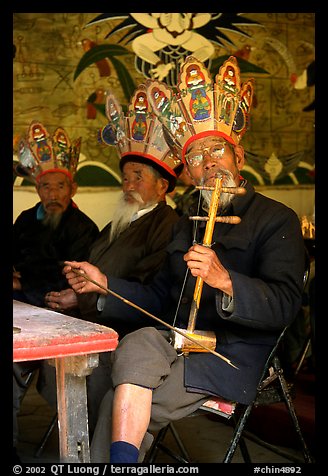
[171,176,246,356]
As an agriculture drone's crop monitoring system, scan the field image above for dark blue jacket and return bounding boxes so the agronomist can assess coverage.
[13,200,99,307]
[100,182,305,404]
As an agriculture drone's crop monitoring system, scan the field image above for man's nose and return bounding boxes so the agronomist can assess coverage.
[203,152,217,169]
[124,180,135,192]
[48,187,59,198]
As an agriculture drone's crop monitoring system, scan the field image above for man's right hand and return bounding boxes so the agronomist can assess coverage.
[63,261,108,295]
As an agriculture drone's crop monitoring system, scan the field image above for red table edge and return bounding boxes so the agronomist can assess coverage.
[13,335,119,362]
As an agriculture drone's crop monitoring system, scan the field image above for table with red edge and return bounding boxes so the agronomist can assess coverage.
[13,299,118,463]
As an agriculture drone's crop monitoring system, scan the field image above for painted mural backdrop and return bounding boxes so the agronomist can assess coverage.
[13,13,315,186]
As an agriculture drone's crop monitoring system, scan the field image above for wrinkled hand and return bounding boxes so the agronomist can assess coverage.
[63,261,108,295]
[45,288,78,311]
[183,244,233,296]
[13,270,22,291]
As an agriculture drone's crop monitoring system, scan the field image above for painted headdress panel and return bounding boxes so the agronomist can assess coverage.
[15,121,81,183]
[146,56,254,162]
[99,85,183,191]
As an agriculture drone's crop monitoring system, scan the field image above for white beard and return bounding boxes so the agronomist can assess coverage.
[109,191,145,244]
[200,168,237,212]
[42,211,63,229]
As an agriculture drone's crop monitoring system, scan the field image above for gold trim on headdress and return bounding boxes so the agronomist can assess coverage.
[15,121,81,183]
[146,56,254,162]
[99,85,183,192]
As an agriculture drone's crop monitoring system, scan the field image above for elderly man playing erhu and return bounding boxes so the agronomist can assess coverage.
[63,56,305,463]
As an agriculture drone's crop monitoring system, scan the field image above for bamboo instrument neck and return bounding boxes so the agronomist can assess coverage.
[187,177,222,333]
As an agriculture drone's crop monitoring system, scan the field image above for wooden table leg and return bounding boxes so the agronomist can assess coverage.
[54,354,99,463]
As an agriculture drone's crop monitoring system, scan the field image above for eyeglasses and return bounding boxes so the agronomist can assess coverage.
[185,141,228,167]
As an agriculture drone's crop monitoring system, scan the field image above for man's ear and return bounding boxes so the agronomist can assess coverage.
[71,181,78,197]
[234,145,245,171]
[160,178,170,194]
[183,166,194,183]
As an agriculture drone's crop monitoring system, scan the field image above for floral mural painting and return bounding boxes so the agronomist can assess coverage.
[13,13,315,186]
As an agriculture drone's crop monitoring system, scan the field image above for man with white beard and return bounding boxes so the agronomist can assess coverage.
[45,158,181,329]
[41,86,183,437]
[39,161,181,441]
[45,84,182,321]
[63,56,306,463]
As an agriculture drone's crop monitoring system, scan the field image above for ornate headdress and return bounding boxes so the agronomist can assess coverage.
[14,121,81,183]
[98,84,183,192]
[146,55,254,162]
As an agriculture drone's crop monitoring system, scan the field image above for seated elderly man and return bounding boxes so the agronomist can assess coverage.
[13,122,99,308]
[45,86,182,333]
[63,57,306,463]
[38,87,182,435]
[13,122,99,462]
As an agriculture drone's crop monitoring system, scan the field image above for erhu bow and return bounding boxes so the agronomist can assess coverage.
[67,266,237,368]
[63,177,245,368]
[171,176,246,356]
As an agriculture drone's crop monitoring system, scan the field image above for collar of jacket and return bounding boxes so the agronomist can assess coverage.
[36,199,76,221]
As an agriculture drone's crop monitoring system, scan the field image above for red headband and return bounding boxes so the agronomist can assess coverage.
[36,168,74,182]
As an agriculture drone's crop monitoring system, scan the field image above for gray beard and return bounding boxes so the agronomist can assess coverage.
[201,169,237,212]
[42,212,63,230]
[109,191,145,244]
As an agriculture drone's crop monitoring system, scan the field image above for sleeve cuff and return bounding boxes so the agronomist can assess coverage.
[97,294,106,312]
[222,293,234,313]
